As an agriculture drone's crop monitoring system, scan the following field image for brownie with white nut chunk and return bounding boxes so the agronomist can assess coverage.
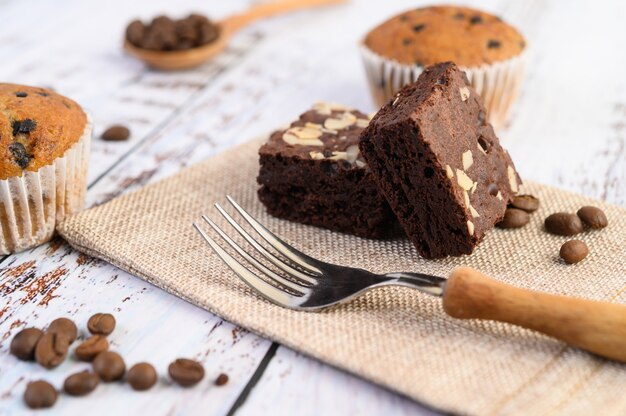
[359,62,521,258]
[257,102,399,239]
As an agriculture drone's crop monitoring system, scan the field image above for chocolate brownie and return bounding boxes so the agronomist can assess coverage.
[258,102,399,239]
[359,62,521,258]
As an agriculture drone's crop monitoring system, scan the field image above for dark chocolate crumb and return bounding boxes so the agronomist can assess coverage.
[453,12,465,20]
[399,14,409,22]
[403,38,412,46]
[37,91,50,97]
[9,143,31,169]
[487,40,501,49]
[470,15,483,24]
[413,24,425,32]
[15,92,28,98]
[12,119,37,136]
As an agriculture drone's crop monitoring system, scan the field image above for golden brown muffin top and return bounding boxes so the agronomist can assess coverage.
[0,84,87,180]
[363,5,525,67]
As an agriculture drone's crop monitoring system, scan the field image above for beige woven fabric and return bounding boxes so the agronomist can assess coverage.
[58,139,626,416]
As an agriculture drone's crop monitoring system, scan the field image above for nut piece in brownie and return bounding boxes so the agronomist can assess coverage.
[258,102,399,239]
[359,62,521,258]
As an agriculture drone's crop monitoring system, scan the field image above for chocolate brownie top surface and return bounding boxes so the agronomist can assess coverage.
[0,83,87,179]
[364,6,525,67]
[363,62,520,253]
[259,102,372,169]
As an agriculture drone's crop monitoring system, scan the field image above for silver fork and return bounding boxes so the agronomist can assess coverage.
[193,196,626,363]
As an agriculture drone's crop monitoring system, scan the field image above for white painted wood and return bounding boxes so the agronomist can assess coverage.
[0,0,625,415]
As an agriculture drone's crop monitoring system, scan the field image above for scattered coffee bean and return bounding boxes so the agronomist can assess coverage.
[35,332,70,369]
[10,328,43,361]
[75,335,109,361]
[101,125,130,141]
[215,373,229,386]
[88,313,116,336]
[23,380,57,409]
[93,351,126,382]
[544,212,583,236]
[48,317,78,344]
[496,208,530,229]
[577,206,608,229]
[64,370,100,396]
[168,358,205,387]
[127,363,158,391]
[510,194,540,212]
[559,240,589,264]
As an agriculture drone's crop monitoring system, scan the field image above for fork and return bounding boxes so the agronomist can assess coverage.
[193,196,626,363]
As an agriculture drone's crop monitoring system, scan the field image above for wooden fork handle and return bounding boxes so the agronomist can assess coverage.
[442,267,626,363]
[221,0,348,34]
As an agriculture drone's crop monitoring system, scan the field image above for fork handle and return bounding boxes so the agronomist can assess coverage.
[442,267,626,363]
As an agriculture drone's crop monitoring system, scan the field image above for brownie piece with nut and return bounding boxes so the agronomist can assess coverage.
[258,102,399,239]
[359,62,521,258]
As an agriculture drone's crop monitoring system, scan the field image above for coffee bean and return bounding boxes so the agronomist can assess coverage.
[10,328,43,361]
[577,206,608,229]
[48,317,77,344]
[215,373,229,386]
[93,351,126,382]
[127,363,157,391]
[87,313,116,336]
[23,380,57,409]
[101,125,130,141]
[470,15,483,24]
[544,212,583,236]
[496,208,530,229]
[126,20,146,47]
[75,335,109,361]
[64,370,100,396]
[510,194,540,212]
[559,240,589,264]
[35,332,70,369]
[168,358,204,387]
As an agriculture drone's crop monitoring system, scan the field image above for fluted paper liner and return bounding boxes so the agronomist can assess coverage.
[58,138,626,416]
[359,44,527,130]
[0,119,91,254]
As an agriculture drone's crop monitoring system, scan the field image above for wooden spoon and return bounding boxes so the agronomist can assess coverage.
[124,0,348,70]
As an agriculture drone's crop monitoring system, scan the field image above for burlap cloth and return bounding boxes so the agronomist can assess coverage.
[57,138,626,416]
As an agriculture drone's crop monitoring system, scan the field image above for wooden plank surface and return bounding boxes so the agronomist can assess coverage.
[1,0,625,415]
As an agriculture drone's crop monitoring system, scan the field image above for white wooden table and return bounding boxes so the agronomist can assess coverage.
[1,0,624,414]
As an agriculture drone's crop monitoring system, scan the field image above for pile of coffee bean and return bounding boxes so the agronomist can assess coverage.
[125,14,220,51]
[544,205,608,264]
[10,313,229,409]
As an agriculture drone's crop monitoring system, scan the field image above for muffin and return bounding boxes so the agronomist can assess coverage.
[360,5,526,129]
[0,84,91,254]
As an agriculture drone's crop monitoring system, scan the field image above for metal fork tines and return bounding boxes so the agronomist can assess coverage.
[193,196,447,310]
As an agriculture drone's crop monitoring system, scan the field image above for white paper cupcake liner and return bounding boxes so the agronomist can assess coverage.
[359,44,527,130]
[0,117,92,254]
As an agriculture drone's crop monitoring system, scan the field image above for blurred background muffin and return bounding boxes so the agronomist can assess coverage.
[0,84,91,254]
[360,5,526,129]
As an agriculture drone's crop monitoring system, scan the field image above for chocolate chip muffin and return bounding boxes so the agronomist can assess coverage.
[0,84,91,253]
[360,5,527,129]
